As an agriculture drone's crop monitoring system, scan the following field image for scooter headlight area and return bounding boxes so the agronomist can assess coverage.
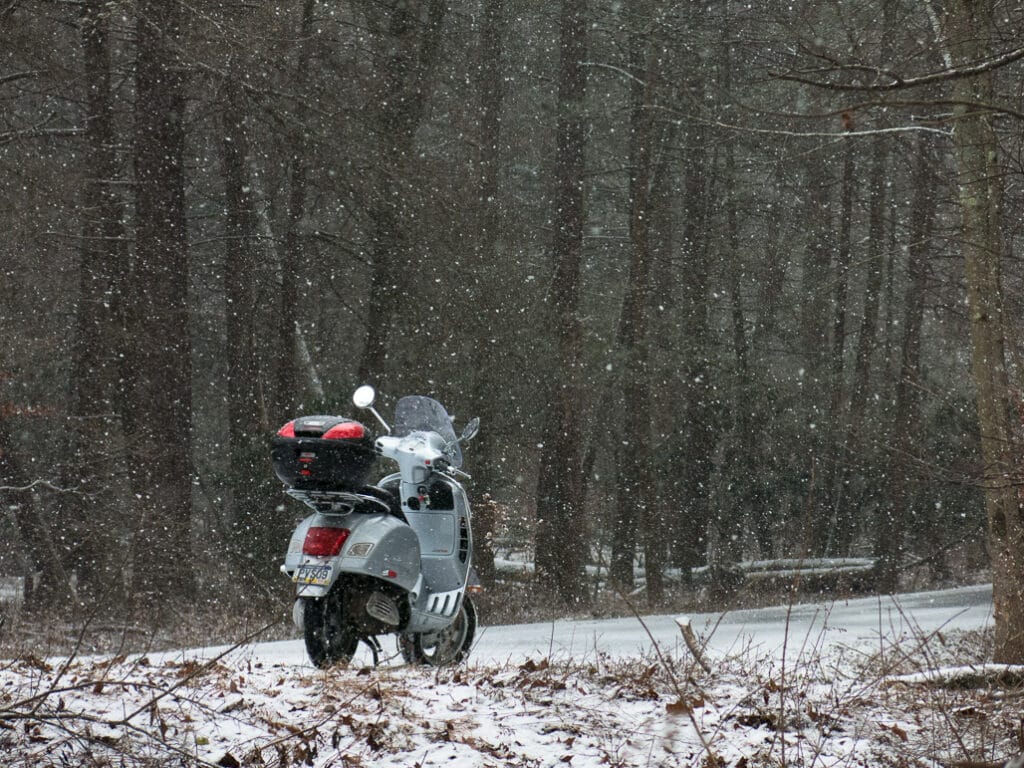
[273,386,480,670]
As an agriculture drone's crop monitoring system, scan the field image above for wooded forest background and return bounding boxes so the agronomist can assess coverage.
[2,0,1024,657]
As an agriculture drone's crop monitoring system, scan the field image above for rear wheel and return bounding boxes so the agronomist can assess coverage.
[399,595,477,666]
[303,590,358,669]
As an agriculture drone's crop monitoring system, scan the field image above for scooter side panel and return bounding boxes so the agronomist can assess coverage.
[283,514,316,574]
[345,514,421,592]
[404,480,474,633]
[293,512,421,597]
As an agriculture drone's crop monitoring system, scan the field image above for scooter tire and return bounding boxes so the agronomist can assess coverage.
[303,592,359,669]
[399,594,477,666]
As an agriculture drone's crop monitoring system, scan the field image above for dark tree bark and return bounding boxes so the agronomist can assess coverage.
[357,0,448,382]
[819,126,855,559]
[877,132,936,592]
[609,3,663,595]
[830,131,854,416]
[832,131,888,554]
[128,0,193,606]
[0,418,70,604]
[219,80,269,571]
[221,85,259,456]
[823,131,889,556]
[669,119,713,577]
[610,6,675,606]
[947,0,1024,663]
[751,197,784,349]
[713,29,756,574]
[273,0,316,423]
[797,139,835,555]
[467,0,505,588]
[717,136,754,568]
[64,0,128,601]
[534,0,589,608]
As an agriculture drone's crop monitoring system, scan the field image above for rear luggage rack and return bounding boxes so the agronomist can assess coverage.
[286,488,392,514]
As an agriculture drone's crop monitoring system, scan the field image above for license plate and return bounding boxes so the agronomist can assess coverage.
[293,563,332,586]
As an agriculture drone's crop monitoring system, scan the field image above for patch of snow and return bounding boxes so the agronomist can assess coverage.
[0,584,1005,767]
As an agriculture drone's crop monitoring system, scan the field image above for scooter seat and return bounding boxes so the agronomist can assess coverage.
[360,485,404,519]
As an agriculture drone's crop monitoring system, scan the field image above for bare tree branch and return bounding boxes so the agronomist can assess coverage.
[0,70,43,87]
[0,479,81,494]
[655,105,953,139]
[0,127,84,146]
[771,44,1024,92]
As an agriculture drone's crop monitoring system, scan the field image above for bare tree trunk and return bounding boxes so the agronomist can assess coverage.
[0,418,70,605]
[830,132,854,415]
[219,79,274,574]
[630,37,675,605]
[669,119,712,576]
[723,132,753,563]
[534,0,589,608]
[221,88,259,444]
[830,0,897,557]
[829,132,889,555]
[797,138,835,555]
[65,0,128,602]
[947,0,1024,663]
[273,0,316,422]
[128,0,193,607]
[877,132,936,591]
[713,22,757,571]
[609,3,660,595]
[467,0,505,588]
[824,134,854,556]
[358,0,448,382]
[751,192,784,349]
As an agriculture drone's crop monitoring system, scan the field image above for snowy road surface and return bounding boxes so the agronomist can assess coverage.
[234,583,994,669]
[470,583,994,664]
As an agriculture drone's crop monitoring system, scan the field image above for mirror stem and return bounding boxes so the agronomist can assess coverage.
[367,406,391,434]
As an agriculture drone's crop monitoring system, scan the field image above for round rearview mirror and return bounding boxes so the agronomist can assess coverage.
[461,416,480,442]
[353,385,376,409]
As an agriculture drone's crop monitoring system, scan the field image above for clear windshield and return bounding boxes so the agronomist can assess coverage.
[392,395,462,466]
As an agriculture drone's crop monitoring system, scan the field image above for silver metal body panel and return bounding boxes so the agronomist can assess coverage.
[290,510,421,598]
[376,471,473,634]
[285,462,473,635]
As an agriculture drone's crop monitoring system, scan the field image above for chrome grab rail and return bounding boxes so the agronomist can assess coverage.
[285,488,393,514]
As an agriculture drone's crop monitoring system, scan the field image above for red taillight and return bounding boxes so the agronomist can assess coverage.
[302,527,350,556]
[277,421,296,438]
[322,422,365,440]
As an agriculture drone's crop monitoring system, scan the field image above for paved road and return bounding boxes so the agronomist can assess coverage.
[241,583,993,668]
[469,583,994,664]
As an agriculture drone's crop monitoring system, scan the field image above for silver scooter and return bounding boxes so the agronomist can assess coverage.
[275,385,480,668]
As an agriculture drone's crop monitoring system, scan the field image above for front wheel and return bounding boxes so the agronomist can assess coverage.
[399,595,477,666]
[303,590,359,669]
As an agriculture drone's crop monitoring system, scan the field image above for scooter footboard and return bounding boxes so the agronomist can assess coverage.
[405,586,468,634]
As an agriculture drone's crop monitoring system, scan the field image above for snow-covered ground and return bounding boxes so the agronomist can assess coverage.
[2,584,1019,767]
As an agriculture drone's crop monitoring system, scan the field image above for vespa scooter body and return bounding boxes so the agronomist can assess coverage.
[283,472,472,635]
[276,388,478,667]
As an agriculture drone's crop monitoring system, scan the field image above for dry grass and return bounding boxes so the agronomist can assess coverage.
[0,620,1021,767]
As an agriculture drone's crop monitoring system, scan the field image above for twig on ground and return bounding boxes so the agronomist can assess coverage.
[112,618,280,726]
[675,616,712,673]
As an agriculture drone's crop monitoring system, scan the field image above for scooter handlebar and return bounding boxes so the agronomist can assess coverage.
[375,433,451,484]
